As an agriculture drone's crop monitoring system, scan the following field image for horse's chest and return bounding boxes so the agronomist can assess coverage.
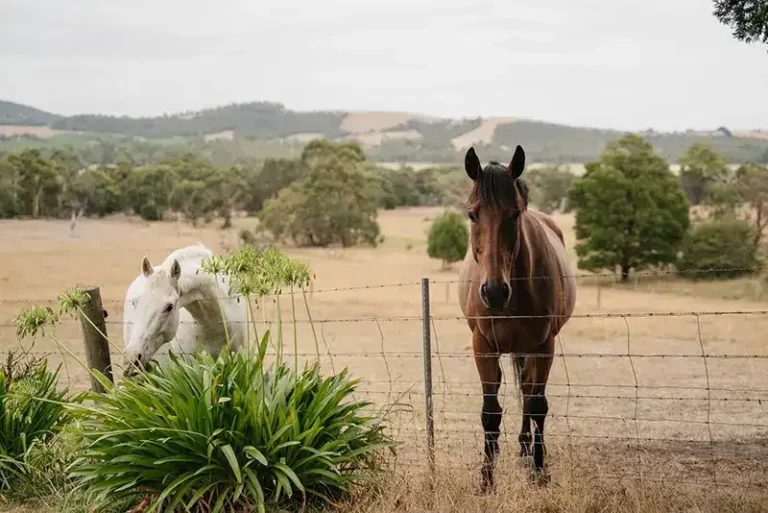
[476,317,551,353]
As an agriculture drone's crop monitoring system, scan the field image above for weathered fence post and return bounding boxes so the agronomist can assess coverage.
[77,286,113,393]
[421,278,435,471]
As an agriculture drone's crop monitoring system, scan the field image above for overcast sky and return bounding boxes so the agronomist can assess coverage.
[1,0,766,131]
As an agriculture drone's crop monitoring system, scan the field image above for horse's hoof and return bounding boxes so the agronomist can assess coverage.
[528,467,550,487]
[477,482,495,496]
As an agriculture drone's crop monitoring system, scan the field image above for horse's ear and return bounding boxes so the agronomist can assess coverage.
[508,145,525,178]
[464,147,482,181]
[169,260,181,281]
[141,256,153,277]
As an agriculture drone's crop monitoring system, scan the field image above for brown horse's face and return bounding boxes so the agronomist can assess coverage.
[464,146,528,311]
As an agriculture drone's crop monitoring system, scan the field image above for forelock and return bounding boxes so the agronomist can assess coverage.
[468,163,529,210]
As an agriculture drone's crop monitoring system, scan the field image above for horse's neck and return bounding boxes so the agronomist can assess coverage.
[178,266,243,338]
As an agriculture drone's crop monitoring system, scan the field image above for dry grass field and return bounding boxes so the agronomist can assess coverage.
[1,207,768,512]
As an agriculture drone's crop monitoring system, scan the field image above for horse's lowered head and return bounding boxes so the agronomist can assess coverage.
[464,145,530,312]
[123,255,183,375]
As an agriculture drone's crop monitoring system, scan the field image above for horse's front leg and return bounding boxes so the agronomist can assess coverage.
[474,339,502,493]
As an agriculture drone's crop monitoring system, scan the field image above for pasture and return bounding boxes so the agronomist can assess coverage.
[1,207,768,512]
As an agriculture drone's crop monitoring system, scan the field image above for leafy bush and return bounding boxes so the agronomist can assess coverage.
[71,346,392,513]
[678,217,761,279]
[138,203,161,221]
[427,211,469,269]
[0,356,72,492]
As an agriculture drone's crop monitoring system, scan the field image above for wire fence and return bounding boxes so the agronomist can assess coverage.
[2,272,768,490]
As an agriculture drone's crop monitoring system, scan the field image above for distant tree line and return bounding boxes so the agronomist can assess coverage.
[4,131,768,279]
[0,139,471,246]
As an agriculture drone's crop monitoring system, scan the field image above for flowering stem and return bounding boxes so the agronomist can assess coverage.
[247,297,259,355]
[260,299,276,354]
[275,295,283,366]
[214,273,231,347]
[300,286,320,362]
[291,284,298,373]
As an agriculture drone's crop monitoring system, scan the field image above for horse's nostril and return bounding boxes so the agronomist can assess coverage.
[480,283,488,297]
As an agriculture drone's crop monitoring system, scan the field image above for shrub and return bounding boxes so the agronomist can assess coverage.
[71,347,392,513]
[0,355,72,492]
[138,203,161,221]
[238,228,256,246]
[677,217,761,279]
[427,211,469,269]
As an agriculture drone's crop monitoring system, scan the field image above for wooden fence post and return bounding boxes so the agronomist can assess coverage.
[77,286,113,393]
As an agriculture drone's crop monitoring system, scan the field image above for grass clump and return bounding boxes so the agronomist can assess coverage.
[0,353,74,495]
[70,337,393,513]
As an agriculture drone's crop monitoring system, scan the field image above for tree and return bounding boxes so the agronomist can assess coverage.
[679,142,729,205]
[709,162,768,249]
[259,155,380,248]
[124,165,177,221]
[526,165,575,214]
[169,179,214,227]
[300,139,366,169]
[568,134,690,282]
[0,156,21,217]
[678,217,760,279]
[712,0,768,45]
[245,158,307,213]
[6,148,61,218]
[68,168,123,215]
[427,211,469,269]
[205,165,249,228]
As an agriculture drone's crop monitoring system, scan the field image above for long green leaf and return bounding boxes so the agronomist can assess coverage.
[220,444,242,483]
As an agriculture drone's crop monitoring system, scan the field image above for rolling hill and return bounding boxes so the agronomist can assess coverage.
[1,99,767,165]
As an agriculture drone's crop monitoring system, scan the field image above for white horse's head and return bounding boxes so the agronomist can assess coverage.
[124,255,183,375]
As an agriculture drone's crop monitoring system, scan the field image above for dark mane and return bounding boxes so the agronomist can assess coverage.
[468,163,529,211]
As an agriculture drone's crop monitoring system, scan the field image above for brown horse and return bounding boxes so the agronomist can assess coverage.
[458,145,577,490]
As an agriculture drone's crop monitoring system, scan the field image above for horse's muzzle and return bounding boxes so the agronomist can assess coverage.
[480,281,511,311]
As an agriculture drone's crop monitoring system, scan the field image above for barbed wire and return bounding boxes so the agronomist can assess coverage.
[9,347,768,360]
[3,308,768,326]
[0,263,766,305]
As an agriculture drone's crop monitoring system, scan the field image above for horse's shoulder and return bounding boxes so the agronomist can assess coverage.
[527,210,565,246]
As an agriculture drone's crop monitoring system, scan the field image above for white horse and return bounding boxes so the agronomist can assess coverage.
[122,243,247,376]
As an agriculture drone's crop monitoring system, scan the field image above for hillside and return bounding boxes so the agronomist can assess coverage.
[0,100,62,126]
[1,99,767,165]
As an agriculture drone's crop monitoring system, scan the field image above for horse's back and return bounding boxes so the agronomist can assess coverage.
[529,210,576,332]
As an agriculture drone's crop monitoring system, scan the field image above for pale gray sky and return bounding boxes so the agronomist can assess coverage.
[1,0,766,131]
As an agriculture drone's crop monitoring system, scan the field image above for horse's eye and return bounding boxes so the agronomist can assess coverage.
[163,304,174,314]
[467,211,477,223]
